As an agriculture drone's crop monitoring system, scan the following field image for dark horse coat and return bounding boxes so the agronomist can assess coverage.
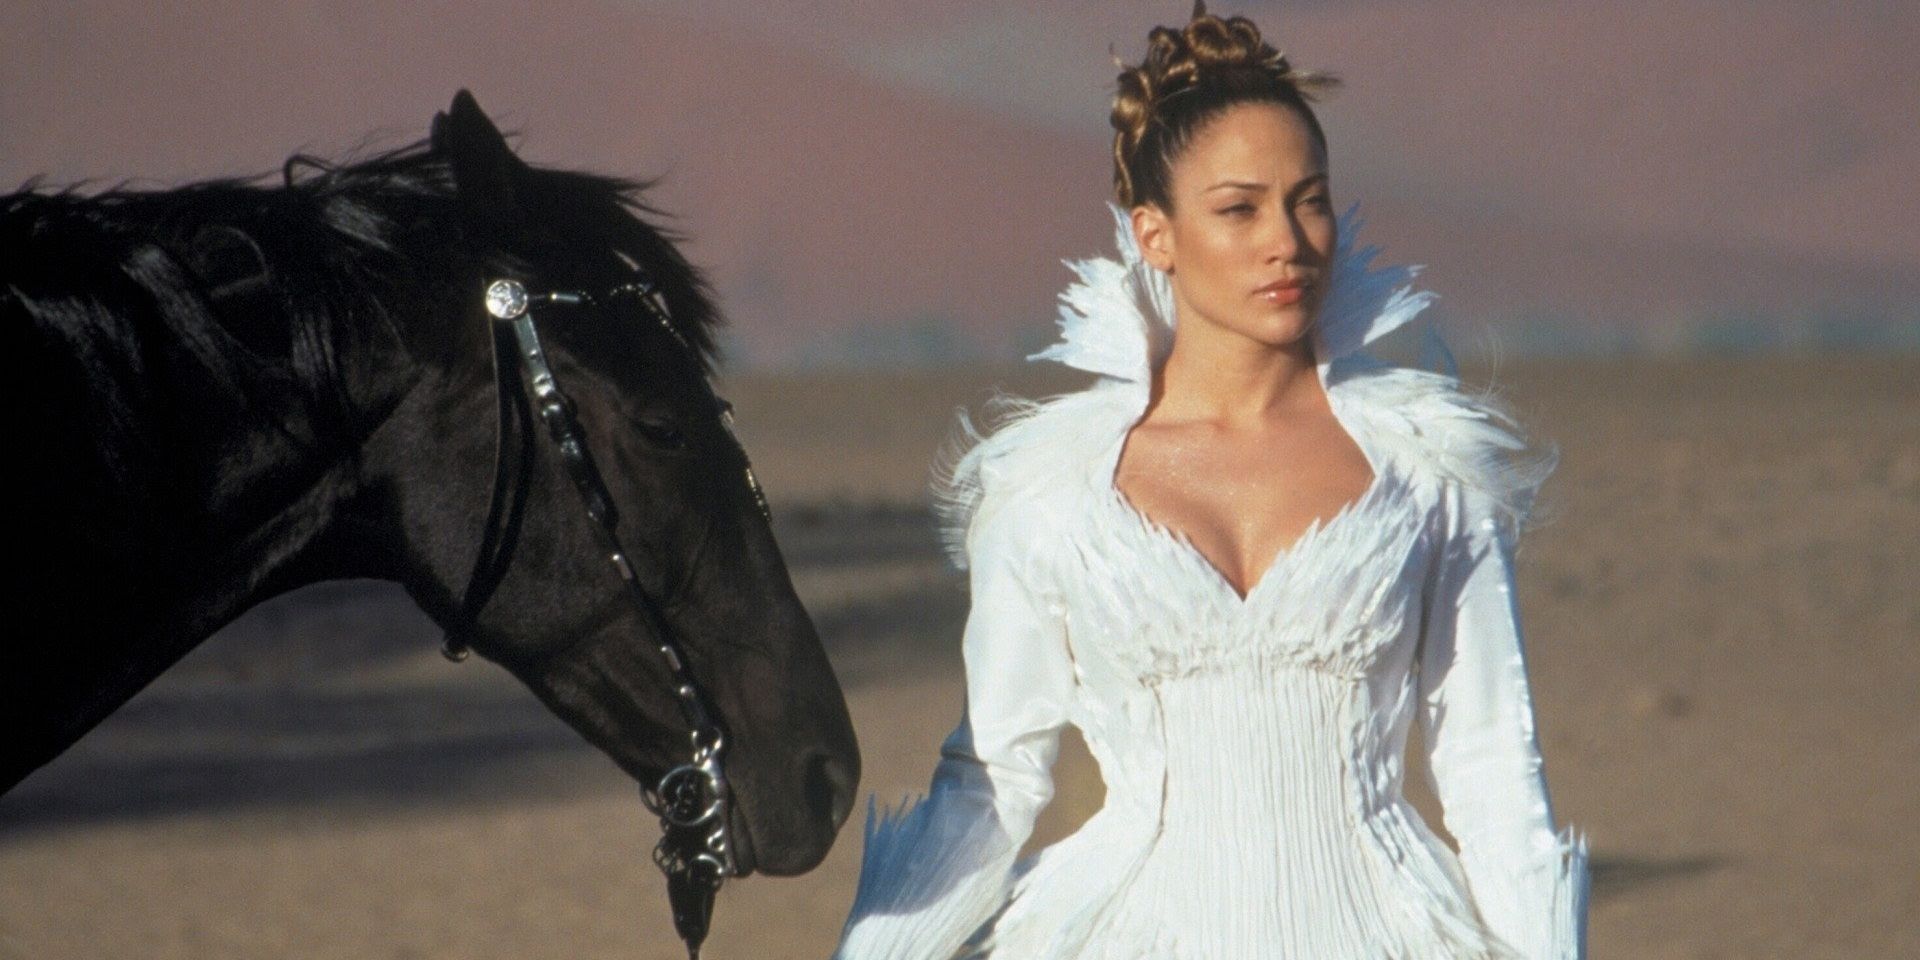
[1,91,856,877]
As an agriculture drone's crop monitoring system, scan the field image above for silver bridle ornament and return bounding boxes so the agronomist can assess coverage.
[478,277,749,958]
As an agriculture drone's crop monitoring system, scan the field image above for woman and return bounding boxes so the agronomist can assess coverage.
[833,6,1588,959]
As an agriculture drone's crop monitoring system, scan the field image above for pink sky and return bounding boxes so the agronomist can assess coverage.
[4,1,1914,366]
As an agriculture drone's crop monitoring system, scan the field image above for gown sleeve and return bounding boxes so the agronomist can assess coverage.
[832,499,1076,960]
[1417,483,1590,960]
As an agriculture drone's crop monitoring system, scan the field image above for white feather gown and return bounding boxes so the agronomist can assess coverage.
[831,206,1590,960]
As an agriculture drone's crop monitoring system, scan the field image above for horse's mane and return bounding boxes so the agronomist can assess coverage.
[4,138,722,485]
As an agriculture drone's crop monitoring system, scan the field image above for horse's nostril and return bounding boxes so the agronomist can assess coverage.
[804,751,858,829]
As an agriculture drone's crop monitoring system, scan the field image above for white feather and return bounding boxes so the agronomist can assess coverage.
[933,201,1558,570]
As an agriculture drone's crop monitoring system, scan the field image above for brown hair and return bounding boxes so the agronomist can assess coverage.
[1111,2,1339,210]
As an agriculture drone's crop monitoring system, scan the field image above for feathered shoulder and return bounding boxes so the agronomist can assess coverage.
[928,384,1126,571]
[1331,359,1559,545]
[930,204,1556,570]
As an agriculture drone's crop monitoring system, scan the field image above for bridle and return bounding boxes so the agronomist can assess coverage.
[441,273,769,960]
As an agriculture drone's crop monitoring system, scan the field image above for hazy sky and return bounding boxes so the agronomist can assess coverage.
[4,1,1914,366]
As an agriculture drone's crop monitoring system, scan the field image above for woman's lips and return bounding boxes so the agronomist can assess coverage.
[1257,280,1308,305]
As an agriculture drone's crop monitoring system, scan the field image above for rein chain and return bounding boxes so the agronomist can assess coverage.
[441,274,768,959]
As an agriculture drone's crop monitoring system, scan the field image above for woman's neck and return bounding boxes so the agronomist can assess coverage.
[1149,317,1326,426]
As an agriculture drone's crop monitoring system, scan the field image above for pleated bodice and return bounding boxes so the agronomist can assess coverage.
[1101,667,1477,959]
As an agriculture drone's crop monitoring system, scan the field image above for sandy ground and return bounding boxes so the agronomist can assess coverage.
[3,355,1916,960]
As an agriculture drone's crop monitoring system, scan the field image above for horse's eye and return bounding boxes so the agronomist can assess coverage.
[636,418,688,451]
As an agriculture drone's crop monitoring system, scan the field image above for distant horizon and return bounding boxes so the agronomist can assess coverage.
[6,0,1913,368]
[715,310,1920,372]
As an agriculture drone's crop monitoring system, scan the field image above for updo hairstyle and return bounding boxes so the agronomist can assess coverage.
[1111,2,1339,210]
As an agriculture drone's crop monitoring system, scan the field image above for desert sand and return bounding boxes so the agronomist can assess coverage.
[2,355,1916,959]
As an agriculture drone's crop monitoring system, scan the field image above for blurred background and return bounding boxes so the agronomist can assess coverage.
[5,0,1917,365]
[2,2,1915,959]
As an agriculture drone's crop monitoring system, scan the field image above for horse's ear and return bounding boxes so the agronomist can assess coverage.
[431,89,523,224]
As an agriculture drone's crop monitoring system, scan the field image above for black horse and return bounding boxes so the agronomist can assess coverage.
[1,91,858,878]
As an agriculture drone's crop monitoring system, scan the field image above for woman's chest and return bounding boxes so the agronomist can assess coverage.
[1047,465,1443,684]
[1111,414,1381,600]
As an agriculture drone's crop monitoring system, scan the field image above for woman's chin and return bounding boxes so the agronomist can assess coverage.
[1232,309,1316,349]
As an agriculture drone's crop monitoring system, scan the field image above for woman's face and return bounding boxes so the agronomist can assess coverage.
[1132,102,1336,352]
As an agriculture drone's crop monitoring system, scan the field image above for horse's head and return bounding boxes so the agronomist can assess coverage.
[366,91,857,876]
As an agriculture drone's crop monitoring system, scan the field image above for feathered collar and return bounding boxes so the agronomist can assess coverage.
[1028,202,1436,394]
[932,204,1555,570]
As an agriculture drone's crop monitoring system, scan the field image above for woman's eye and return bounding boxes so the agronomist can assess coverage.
[636,418,689,450]
[1299,194,1332,211]
[1218,202,1256,217]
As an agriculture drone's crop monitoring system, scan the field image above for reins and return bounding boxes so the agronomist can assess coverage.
[442,273,769,959]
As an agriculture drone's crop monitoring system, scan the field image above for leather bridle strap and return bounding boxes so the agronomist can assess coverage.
[443,276,742,959]
[442,316,531,664]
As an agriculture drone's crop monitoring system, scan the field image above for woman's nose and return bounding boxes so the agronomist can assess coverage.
[1261,208,1300,261]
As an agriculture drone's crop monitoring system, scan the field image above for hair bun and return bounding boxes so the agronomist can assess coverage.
[1110,2,1338,207]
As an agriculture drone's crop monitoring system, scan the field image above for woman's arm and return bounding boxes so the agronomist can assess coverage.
[1418,483,1589,959]
[833,501,1075,960]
